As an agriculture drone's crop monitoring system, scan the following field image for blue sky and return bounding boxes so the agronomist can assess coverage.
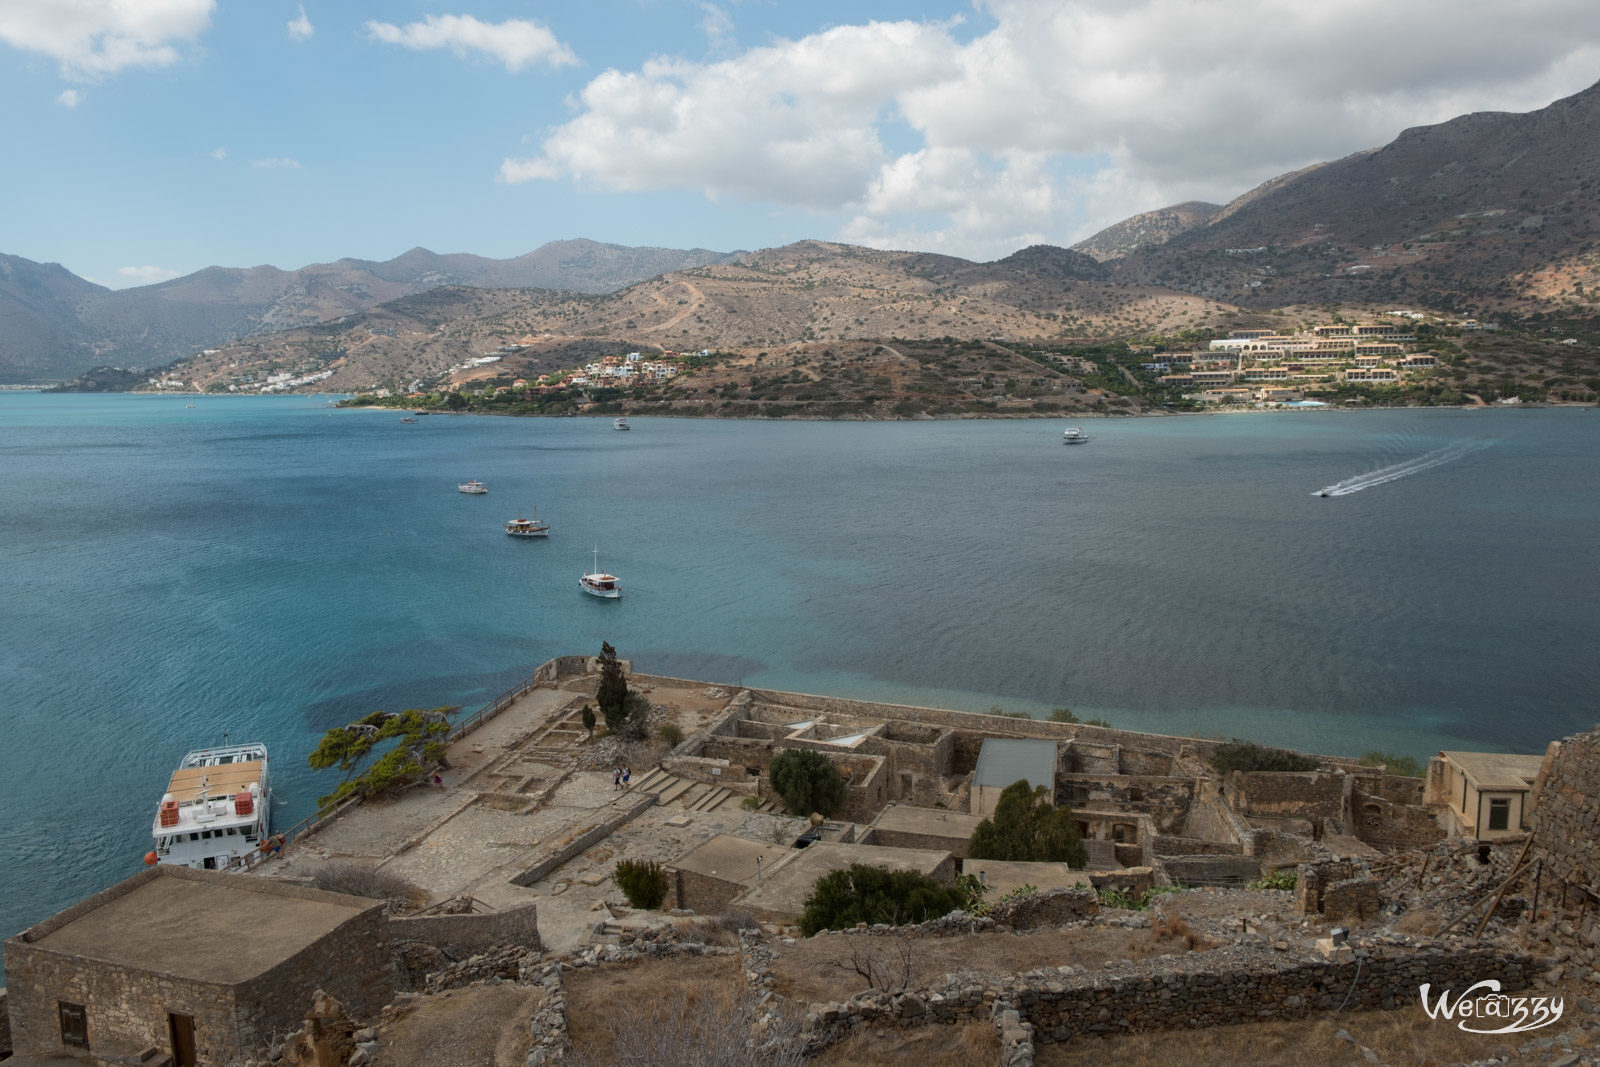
[3,1,1598,288]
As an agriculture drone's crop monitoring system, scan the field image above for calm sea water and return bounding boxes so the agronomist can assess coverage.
[2,394,1597,959]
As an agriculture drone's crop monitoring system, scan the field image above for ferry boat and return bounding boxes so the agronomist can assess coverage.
[459,480,488,494]
[505,506,550,538]
[580,547,622,598]
[149,742,271,870]
[1062,426,1089,444]
[613,417,630,431]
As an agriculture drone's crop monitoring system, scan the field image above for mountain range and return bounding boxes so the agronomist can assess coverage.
[7,79,1600,387]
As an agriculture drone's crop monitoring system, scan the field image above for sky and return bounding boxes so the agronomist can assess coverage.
[2,1,1598,289]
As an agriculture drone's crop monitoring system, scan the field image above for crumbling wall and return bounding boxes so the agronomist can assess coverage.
[1225,771,1347,827]
[1296,859,1381,922]
[389,903,542,957]
[1058,775,1195,834]
[1353,773,1444,850]
[1530,733,1598,895]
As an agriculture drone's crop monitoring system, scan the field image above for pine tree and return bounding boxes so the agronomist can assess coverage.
[596,642,629,732]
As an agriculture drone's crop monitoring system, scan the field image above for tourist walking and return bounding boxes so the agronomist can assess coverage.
[613,766,622,790]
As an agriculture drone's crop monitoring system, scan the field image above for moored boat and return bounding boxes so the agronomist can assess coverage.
[149,742,271,870]
[1062,426,1089,444]
[505,505,550,537]
[580,547,621,598]
[613,417,630,431]
[459,480,488,494]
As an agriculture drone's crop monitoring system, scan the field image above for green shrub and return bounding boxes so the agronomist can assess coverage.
[968,780,1088,868]
[613,859,669,909]
[1357,750,1424,777]
[658,722,685,746]
[799,864,969,935]
[769,748,847,818]
[1249,869,1298,891]
[1208,740,1319,774]
[1048,707,1080,723]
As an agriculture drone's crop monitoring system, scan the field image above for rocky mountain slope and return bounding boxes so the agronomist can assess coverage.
[0,240,739,383]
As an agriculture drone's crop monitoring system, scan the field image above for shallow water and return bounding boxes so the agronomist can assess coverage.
[1,394,1596,957]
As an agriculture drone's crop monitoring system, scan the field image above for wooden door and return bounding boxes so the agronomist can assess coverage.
[168,1013,197,1067]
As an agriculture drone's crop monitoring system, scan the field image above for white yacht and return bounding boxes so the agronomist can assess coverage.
[149,742,271,870]
[505,506,550,537]
[459,480,488,494]
[1062,426,1089,444]
[613,417,630,431]
[580,548,622,598]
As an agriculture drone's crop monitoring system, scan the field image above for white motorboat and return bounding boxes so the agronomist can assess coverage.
[1062,426,1089,444]
[613,417,630,430]
[149,742,271,870]
[459,480,488,494]
[580,547,621,598]
[505,506,550,537]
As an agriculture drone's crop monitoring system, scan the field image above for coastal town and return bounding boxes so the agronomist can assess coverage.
[4,651,1596,1066]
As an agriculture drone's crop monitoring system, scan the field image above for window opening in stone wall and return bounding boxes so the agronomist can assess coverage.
[59,1001,88,1049]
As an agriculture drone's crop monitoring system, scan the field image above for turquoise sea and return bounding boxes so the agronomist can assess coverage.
[2,394,1598,962]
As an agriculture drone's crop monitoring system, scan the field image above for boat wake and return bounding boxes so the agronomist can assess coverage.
[1316,439,1493,497]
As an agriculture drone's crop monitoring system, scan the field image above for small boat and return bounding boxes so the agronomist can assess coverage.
[149,742,271,870]
[1062,427,1089,444]
[400,417,417,423]
[613,417,631,431]
[505,506,550,538]
[459,480,488,494]
[1319,489,1331,498]
[580,547,621,598]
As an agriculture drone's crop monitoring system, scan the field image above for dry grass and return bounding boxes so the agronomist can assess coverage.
[373,985,540,1067]
[1035,979,1593,1066]
[564,955,748,1062]
[812,1021,1002,1066]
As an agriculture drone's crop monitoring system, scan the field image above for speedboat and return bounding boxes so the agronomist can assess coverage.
[400,417,417,423]
[613,417,630,430]
[149,742,271,870]
[580,547,621,598]
[505,506,550,537]
[1063,426,1089,444]
[459,480,488,494]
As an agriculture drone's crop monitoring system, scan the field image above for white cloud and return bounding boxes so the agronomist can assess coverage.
[364,14,576,72]
[117,265,181,284]
[287,5,313,42]
[0,0,214,79]
[210,147,227,160]
[56,88,83,107]
[504,0,1600,258]
[252,157,302,169]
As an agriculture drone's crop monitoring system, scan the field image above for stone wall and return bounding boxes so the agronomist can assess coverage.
[674,867,747,915]
[1160,855,1262,887]
[662,754,752,785]
[1352,774,1445,850]
[802,938,1544,1051]
[1225,770,1347,827]
[1530,732,1599,896]
[3,875,392,1066]
[237,903,396,1052]
[510,795,656,887]
[389,903,542,958]
[0,988,11,1059]
[1058,775,1194,834]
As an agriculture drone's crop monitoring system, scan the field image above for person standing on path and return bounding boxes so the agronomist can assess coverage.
[623,766,631,788]
[613,766,622,790]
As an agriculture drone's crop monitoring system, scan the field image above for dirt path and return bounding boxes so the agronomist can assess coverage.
[643,279,705,334]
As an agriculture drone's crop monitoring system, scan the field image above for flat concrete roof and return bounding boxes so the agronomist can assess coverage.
[965,859,1091,900]
[871,805,984,841]
[15,867,378,985]
[1441,751,1545,792]
[733,842,952,920]
[973,738,1057,791]
[670,834,790,886]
